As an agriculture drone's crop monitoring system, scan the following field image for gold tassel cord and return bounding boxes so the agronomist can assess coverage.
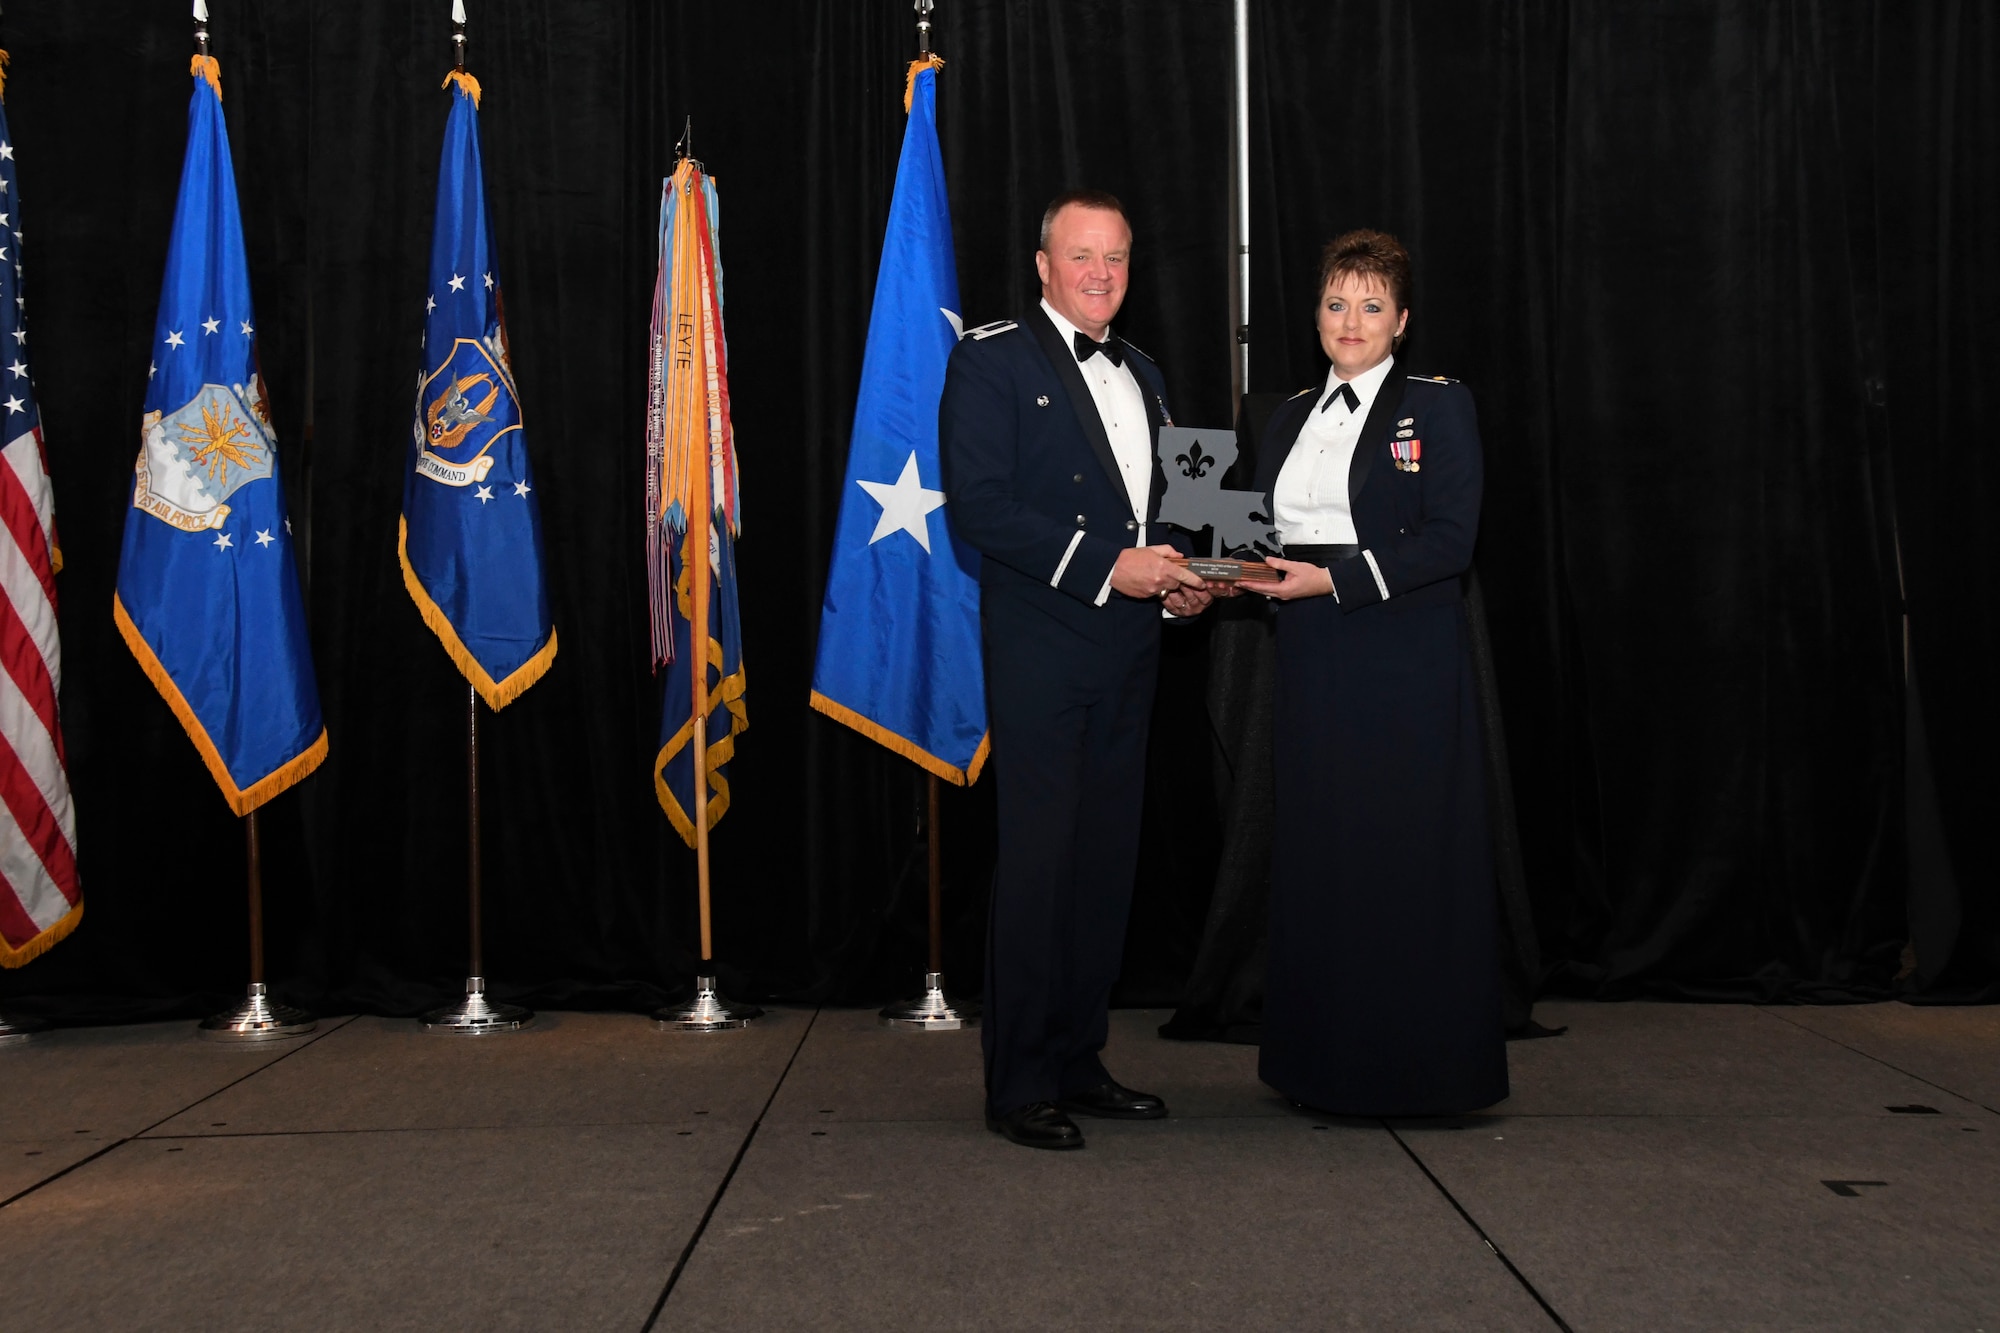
[191,54,222,99]
[903,54,945,114]
[442,69,483,108]
[0,50,11,104]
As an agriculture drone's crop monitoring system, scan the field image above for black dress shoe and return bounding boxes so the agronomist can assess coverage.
[986,1100,1086,1150]
[1056,1080,1169,1120]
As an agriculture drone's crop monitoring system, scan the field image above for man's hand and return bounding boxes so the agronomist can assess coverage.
[1249,555,1335,600]
[1162,585,1213,617]
[1110,544,1205,601]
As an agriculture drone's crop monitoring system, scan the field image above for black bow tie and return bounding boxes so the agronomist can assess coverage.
[1320,382,1360,414]
[1074,331,1123,367]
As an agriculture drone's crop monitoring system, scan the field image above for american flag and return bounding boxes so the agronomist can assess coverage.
[0,82,79,969]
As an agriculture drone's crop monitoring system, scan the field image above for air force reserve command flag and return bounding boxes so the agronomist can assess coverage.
[113,55,325,817]
[401,69,555,709]
[808,59,987,786]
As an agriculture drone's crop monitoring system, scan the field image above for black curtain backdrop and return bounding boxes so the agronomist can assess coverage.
[0,0,1991,1022]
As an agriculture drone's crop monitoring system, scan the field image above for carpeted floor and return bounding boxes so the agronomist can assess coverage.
[2,1000,1996,1331]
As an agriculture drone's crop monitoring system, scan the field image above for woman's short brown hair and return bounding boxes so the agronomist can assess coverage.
[1317,229,1413,310]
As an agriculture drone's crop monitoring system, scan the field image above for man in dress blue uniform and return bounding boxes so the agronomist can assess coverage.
[940,190,1214,1150]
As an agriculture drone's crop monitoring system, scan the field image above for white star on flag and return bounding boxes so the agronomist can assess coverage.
[3,396,23,415]
[254,529,275,547]
[475,484,494,503]
[240,320,255,336]
[448,274,466,292]
[426,295,436,313]
[483,273,494,289]
[856,451,947,554]
[166,330,185,349]
[149,361,158,379]
[213,532,233,551]
[6,360,23,378]
[1,144,14,161]
[513,480,531,497]
[201,317,221,335]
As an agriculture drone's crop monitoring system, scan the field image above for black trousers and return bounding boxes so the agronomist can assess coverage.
[981,605,1159,1116]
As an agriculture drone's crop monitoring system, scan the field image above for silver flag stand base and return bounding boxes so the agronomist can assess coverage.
[0,1011,48,1046]
[656,974,761,1031]
[422,976,531,1035]
[199,982,316,1042]
[880,971,979,1030]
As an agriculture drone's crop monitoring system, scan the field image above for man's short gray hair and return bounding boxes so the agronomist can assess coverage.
[1038,189,1129,251]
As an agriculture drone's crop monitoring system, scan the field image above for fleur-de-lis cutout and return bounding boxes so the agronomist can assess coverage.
[1175,436,1215,479]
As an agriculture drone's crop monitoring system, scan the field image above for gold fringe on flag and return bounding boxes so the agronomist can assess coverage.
[191,54,222,99]
[0,50,11,104]
[903,54,945,114]
[442,69,483,108]
[113,593,328,815]
[0,898,82,969]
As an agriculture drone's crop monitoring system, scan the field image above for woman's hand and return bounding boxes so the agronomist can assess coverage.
[1251,556,1335,600]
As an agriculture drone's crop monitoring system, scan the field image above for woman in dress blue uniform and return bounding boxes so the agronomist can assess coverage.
[1248,230,1508,1115]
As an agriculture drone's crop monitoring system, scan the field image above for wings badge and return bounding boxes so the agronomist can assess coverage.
[413,336,521,488]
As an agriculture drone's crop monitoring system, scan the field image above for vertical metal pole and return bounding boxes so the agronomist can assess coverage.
[926,774,943,973]
[245,812,265,983]
[466,683,483,978]
[1232,0,1251,398]
[199,807,315,1040]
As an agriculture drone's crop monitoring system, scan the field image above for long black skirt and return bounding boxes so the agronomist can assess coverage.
[1258,592,1509,1115]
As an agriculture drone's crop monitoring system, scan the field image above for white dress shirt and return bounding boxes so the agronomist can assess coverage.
[1273,354,1395,548]
[1038,300,1153,604]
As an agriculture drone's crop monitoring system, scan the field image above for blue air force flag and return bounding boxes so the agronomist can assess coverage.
[807,61,987,785]
[113,57,325,816]
[400,71,554,709]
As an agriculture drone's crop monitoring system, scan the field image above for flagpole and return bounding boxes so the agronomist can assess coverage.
[1230,0,1250,402]
[878,5,977,1033]
[177,0,312,1045]
[418,0,531,1038]
[657,156,758,1033]
[201,811,315,1039]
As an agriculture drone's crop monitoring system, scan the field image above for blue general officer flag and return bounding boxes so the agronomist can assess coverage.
[401,70,554,708]
[113,56,325,816]
[807,60,987,785]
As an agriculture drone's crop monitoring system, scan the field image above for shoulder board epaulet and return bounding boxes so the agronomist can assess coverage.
[1117,336,1159,367]
[1287,386,1316,400]
[1407,373,1460,384]
[967,319,1018,340]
